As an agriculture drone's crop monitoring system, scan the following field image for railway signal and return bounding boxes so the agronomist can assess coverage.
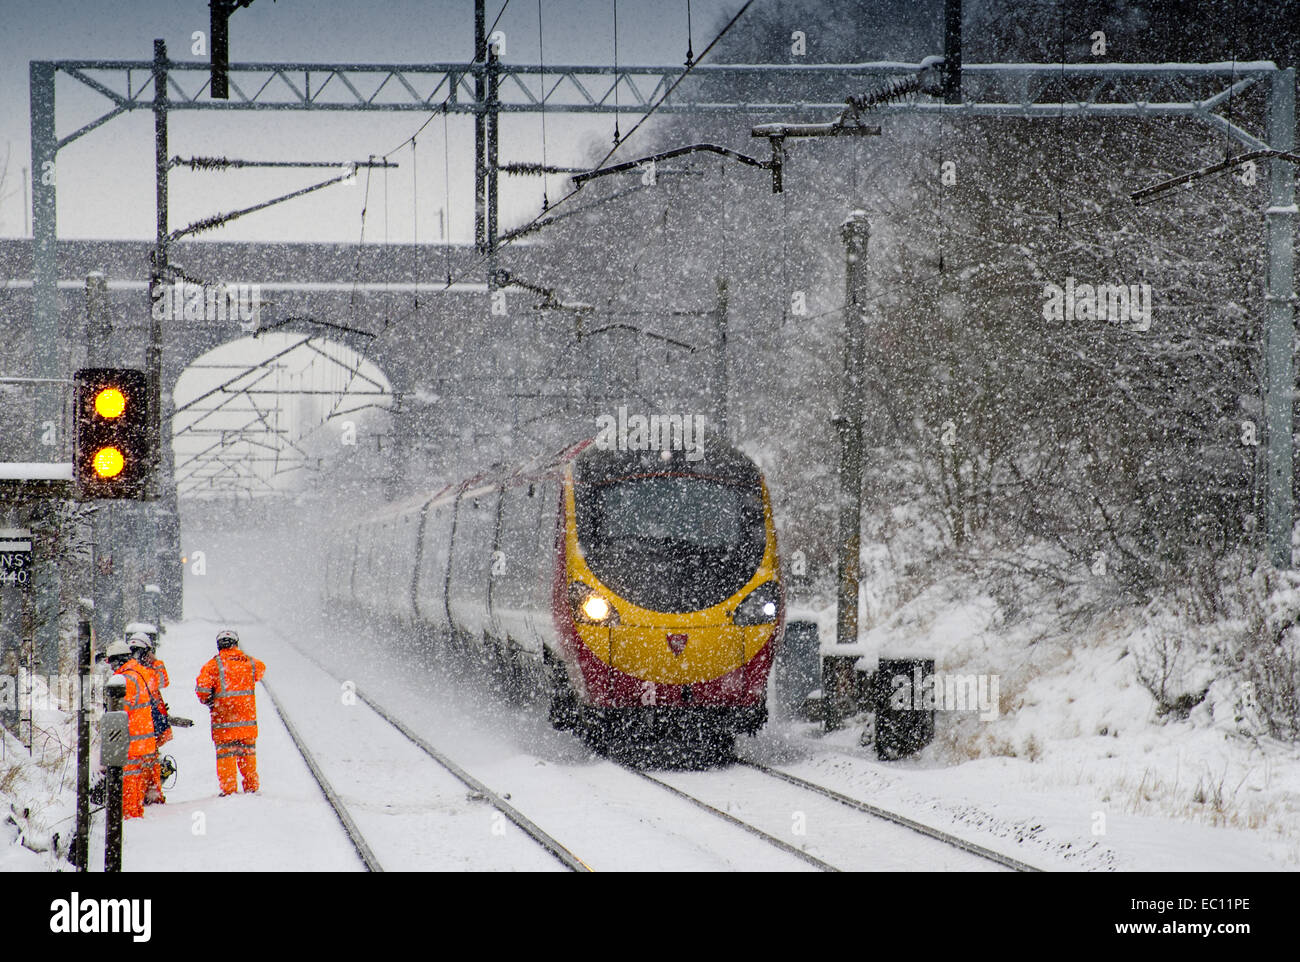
[74,368,152,499]
[209,0,261,100]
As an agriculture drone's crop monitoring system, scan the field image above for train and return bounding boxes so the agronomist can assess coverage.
[323,434,784,752]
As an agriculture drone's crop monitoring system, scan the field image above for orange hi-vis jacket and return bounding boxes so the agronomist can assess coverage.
[136,660,172,746]
[116,661,158,772]
[195,648,265,743]
[152,658,169,689]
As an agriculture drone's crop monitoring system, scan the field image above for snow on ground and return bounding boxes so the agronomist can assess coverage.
[196,581,823,871]
[1,718,73,872]
[188,587,574,870]
[782,569,1300,871]
[6,513,1298,872]
[92,615,364,872]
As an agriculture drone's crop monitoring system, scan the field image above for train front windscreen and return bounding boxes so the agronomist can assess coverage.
[575,475,767,614]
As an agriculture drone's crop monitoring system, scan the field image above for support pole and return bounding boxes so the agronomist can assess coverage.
[29,62,61,676]
[827,211,870,730]
[153,38,183,617]
[29,61,57,460]
[943,0,962,104]
[74,614,91,872]
[103,676,125,873]
[474,0,487,255]
[713,276,729,436]
[210,0,231,99]
[150,38,168,495]
[140,39,169,623]
[486,45,501,286]
[1265,68,1296,568]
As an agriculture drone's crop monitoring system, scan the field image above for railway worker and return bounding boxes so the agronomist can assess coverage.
[105,640,157,820]
[195,629,266,796]
[128,633,171,805]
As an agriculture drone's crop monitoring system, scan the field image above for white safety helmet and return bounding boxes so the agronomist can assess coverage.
[127,632,153,651]
[105,640,132,660]
[216,628,239,649]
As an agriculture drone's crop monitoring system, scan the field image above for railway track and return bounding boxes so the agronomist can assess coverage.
[271,623,836,871]
[207,597,591,872]
[261,677,385,872]
[333,674,592,872]
[631,758,1032,872]
[737,759,1042,872]
[620,764,839,871]
[207,591,1037,872]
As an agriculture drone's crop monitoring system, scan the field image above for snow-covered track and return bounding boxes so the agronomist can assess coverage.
[266,632,591,872]
[622,765,839,871]
[738,759,1042,872]
[260,677,385,872]
[206,594,588,871]
[340,677,593,872]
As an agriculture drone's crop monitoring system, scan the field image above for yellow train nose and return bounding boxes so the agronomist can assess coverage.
[578,624,774,685]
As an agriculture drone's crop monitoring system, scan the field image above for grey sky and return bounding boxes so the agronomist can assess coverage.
[0,0,742,242]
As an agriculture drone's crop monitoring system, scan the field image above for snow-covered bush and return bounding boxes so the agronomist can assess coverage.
[1224,567,1300,741]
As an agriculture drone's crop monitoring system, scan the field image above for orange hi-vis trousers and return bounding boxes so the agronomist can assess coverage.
[122,755,156,819]
[215,740,258,795]
[146,761,166,804]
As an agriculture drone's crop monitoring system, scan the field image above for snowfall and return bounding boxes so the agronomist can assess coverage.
[3,523,1298,873]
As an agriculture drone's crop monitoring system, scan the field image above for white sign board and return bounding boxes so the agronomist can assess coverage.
[0,528,32,590]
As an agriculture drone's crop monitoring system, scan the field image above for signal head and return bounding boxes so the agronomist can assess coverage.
[74,368,151,500]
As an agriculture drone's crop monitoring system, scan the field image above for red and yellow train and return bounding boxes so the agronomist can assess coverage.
[324,437,783,749]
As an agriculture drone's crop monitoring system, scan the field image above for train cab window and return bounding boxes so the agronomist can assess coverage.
[575,476,766,613]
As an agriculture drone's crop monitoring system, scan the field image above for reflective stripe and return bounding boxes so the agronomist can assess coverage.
[214,653,257,697]
[129,732,155,742]
[196,687,213,695]
[213,720,257,730]
[122,668,158,714]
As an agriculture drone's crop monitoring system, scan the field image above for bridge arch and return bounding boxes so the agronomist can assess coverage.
[171,332,394,500]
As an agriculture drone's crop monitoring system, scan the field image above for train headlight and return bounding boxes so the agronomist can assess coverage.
[570,582,620,625]
[733,581,780,625]
[583,594,611,621]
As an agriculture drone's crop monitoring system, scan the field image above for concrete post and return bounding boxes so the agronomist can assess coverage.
[1265,68,1296,568]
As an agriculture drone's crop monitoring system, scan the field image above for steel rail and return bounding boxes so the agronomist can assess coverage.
[621,764,839,872]
[250,614,591,873]
[260,677,384,872]
[218,594,590,871]
[738,760,1042,872]
[345,679,593,873]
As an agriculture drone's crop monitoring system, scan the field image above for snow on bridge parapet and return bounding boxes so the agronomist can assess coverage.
[0,462,73,481]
